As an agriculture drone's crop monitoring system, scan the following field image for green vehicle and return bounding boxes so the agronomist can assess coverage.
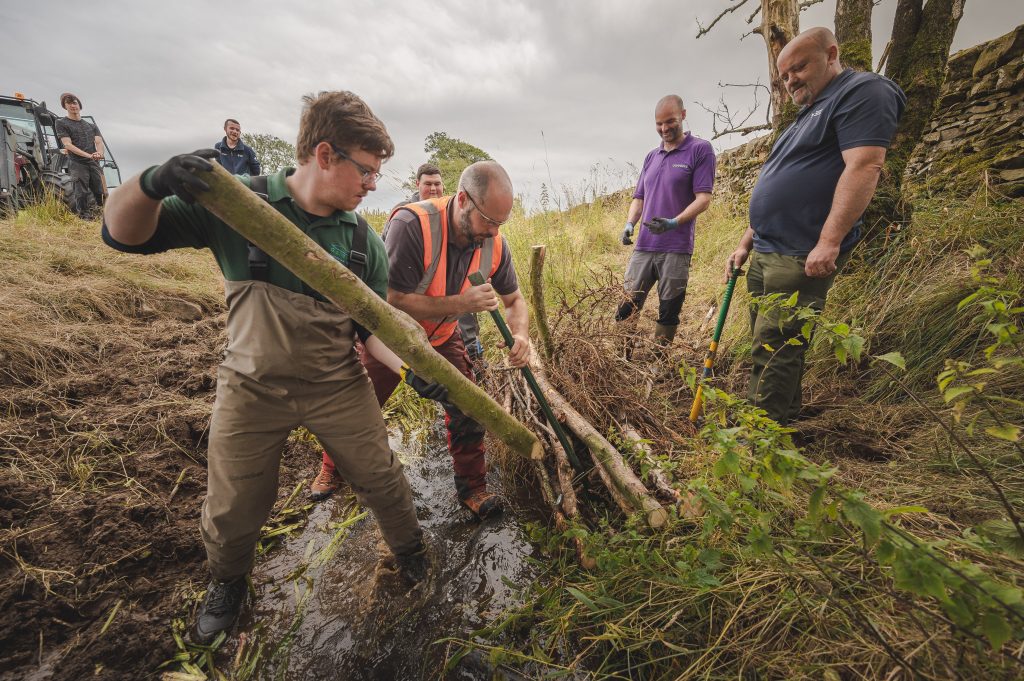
[0,92,122,216]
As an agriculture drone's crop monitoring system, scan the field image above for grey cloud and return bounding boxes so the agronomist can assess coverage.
[12,0,1021,212]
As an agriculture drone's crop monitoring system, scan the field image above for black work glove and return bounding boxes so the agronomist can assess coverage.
[400,365,449,402]
[141,149,218,203]
[644,217,679,235]
[621,222,634,245]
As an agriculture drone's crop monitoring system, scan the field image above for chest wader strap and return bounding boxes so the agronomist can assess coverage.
[245,175,370,296]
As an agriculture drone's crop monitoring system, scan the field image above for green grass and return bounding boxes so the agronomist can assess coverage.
[465,181,1024,679]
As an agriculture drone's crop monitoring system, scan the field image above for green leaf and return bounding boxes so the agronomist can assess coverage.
[785,291,799,307]
[566,587,598,612]
[842,495,882,548]
[808,485,826,525]
[980,612,1011,650]
[942,385,974,403]
[984,424,1021,442]
[834,344,848,365]
[882,505,928,518]
[874,352,906,370]
[976,519,1024,559]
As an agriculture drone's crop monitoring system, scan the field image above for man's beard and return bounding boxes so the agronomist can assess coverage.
[459,210,484,248]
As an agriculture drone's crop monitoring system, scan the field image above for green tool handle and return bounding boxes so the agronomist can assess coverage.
[690,267,741,422]
[711,267,740,349]
[468,272,583,473]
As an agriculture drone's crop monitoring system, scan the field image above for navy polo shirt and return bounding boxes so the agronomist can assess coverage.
[749,69,906,256]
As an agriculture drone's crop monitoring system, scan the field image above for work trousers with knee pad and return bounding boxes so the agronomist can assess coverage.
[615,250,691,326]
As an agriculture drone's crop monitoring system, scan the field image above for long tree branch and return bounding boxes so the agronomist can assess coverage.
[696,0,753,38]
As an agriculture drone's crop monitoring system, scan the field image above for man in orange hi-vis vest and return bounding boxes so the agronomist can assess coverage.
[310,161,530,518]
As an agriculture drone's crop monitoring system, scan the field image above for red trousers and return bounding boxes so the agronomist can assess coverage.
[321,333,488,500]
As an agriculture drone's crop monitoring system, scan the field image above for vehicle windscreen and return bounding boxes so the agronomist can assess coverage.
[0,102,37,136]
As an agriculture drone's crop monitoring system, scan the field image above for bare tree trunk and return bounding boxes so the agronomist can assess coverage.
[195,162,544,462]
[834,0,874,71]
[755,0,800,131]
[868,0,967,229]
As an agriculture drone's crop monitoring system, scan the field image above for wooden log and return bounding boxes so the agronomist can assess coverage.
[529,245,555,361]
[195,163,542,461]
[532,371,668,528]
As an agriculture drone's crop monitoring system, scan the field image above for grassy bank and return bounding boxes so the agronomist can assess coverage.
[466,186,1024,679]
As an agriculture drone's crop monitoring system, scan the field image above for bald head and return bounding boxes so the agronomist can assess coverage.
[656,94,684,114]
[458,160,513,205]
[780,27,838,62]
[777,27,842,107]
[453,160,514,247]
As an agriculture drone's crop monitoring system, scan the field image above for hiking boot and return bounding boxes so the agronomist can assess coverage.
[309,461,343,501]
[461,488,504,519]
[191,576,247,645]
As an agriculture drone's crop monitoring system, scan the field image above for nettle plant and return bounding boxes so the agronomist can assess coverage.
[682,252,1024,655]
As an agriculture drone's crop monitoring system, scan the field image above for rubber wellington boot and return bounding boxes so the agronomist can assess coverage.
[653,323,678,361]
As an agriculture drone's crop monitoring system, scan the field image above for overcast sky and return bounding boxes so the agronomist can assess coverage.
[11,0,1021,212]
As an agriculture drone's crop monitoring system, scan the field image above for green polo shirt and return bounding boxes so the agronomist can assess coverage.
[102,167,388,300]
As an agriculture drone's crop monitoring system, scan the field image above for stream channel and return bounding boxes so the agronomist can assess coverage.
[227,422,547,680]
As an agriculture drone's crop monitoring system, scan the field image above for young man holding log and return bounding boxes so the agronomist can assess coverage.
[102,90,441,644]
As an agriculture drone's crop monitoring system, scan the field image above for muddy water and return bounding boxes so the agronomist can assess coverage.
[233,424,543,680]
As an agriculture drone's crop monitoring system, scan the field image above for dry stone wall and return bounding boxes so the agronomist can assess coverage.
[904,24,1024,199]
[714,24,1024,206]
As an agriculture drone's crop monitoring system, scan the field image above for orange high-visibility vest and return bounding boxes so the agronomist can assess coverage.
[394,197,503,347]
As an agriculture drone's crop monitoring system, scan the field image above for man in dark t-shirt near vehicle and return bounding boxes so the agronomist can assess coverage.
[55,93,105,218]
[725,27,906,425]
[310,161,530,519]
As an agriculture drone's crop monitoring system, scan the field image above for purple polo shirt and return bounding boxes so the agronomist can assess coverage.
[633,133,716,254]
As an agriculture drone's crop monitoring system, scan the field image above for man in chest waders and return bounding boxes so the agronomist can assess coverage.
[102,91,440,645]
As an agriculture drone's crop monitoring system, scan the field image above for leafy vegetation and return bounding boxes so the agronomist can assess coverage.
[455,177,1024,678]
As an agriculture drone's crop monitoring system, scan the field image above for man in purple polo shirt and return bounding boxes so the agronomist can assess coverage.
[617,95,716,352]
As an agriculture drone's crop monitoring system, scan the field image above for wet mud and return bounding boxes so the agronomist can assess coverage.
[227,426,544,680]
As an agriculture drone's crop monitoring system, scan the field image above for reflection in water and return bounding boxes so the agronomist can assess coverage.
[234,427,543,680]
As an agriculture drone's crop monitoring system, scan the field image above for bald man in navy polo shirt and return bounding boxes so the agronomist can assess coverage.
[617,95,716,353]
[726,27,905,425]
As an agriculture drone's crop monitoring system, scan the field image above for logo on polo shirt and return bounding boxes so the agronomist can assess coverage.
[810,108,823,117]
[327,243,350,266]
[672,163,691,170]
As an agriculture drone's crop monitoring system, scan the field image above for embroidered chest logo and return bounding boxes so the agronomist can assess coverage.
[327,243,350,266]
[810,108,823,117]
[672,163,691,170]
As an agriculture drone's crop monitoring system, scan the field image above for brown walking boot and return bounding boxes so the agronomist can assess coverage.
[460,488,504,519]
[309,460,343,501]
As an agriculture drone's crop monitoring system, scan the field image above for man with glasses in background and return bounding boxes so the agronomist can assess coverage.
[311,160,530,518]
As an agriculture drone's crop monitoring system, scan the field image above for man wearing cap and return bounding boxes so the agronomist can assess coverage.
[616,95,716,354]
[55,93,105,217]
